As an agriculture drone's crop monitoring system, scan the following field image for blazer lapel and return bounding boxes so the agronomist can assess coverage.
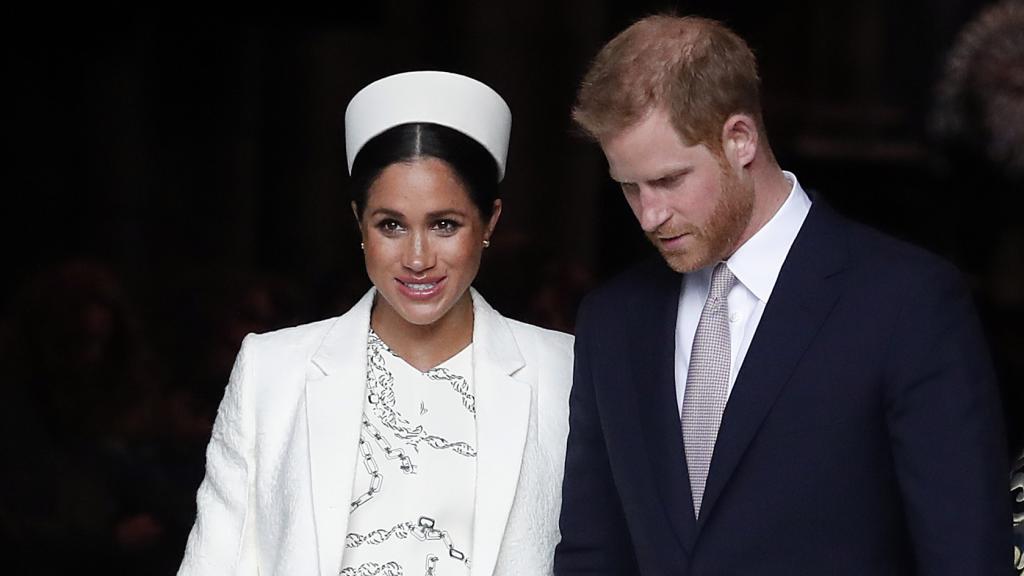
[468,290,532,576]
[697,202,850,526]
[629,260,699,555]
[306,289,376,576]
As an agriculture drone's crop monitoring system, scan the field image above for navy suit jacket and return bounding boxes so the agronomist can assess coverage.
[554,201,1013,575]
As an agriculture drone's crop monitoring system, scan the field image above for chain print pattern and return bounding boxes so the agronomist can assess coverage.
[365,331,476,459]
[345,520,415,547]
[424,555,438,576]
[339,561,403,576]
[345,516,471,567]
[344,332,476,575]
[352,417,418,511]
[337,557,440,576]
[424,367,475,415]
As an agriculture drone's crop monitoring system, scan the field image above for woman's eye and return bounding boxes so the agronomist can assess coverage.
[376,219,403,234]
[433,219,461,235]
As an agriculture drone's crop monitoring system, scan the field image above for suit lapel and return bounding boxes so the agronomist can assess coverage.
[306,289,376,576]
[304,289,532,576]
[629,260,699,554]
[469,290,532,576]
[697,202,850,526]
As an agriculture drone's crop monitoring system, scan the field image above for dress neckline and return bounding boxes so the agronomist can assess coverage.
[369,328,473,375]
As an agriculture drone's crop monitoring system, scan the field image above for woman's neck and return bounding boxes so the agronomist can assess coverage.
[370,291,474,372]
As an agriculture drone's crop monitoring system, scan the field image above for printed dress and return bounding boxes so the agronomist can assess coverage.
[341,329,477,576]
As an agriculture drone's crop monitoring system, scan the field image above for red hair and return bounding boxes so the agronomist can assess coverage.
[573,14,763,153]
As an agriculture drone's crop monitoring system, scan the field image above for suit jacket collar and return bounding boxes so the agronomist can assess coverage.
[469,288,526,376]
[726,173,812,302]
[696,199,851,528]
[307,288,525,377]
[304,288,532,576]
[306,289,374,576]
[468,289,532,576]
[626,199,851,557]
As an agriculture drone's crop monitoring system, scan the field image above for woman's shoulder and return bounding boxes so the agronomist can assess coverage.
[472,288,573,356]
[504,317,574,351]
[501,318,574,381]
[229,314,358,400]
[244,290,375,355]
[244,315,341,353]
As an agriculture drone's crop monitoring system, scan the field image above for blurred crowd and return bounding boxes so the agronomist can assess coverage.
[0,260,299,573]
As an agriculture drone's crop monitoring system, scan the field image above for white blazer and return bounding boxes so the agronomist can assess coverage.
[178,288,574,576]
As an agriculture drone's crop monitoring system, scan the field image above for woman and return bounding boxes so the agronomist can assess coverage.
[177,71,573,576]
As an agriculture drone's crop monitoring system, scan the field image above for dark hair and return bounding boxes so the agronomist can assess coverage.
[349,122,500,219]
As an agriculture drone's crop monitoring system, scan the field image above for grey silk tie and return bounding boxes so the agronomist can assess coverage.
[682,262,737,518]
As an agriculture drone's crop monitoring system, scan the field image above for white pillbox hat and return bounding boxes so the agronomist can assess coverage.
[344,71,512,181]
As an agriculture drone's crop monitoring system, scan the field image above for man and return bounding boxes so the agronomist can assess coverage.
[554,14,1012,575]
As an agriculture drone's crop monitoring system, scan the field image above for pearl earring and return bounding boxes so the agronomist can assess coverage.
[360,242,365,251]
[482,239,491,248]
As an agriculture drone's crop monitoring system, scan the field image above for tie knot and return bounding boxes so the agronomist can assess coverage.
[708,263,737,302]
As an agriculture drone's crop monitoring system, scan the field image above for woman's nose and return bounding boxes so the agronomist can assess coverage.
[402,230,435,273]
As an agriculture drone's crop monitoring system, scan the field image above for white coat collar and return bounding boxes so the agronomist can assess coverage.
[305,288,532,576]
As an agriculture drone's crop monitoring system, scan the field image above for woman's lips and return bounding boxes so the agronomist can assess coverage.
[395,276,447,300]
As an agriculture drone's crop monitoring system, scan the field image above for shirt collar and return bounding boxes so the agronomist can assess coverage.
[725,171,811,302]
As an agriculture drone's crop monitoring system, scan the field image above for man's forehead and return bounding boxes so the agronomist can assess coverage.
[607,160,693,184]
[601,114,712,182]
[599,108,696,150]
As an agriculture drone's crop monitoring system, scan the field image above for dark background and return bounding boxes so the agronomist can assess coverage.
[1,1,1020,573]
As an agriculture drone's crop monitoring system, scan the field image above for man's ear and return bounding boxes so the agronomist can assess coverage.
[721,113,758,169]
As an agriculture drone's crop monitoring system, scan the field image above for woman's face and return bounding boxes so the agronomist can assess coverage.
[357,157,500,328]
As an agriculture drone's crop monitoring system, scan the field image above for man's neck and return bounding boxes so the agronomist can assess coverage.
[730,162,792,255]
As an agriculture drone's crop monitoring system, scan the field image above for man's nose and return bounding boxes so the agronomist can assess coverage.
[637,187,671,233]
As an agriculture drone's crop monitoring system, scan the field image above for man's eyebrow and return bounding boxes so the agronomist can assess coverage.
[608,169,629,183]
[651,168,689,183]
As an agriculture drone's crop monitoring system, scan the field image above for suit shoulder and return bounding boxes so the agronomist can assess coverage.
[575,256,680,335]
[841,217,963,289]
[581,256,677,309]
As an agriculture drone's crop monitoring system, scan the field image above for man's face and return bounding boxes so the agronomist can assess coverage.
[600,107,754,273]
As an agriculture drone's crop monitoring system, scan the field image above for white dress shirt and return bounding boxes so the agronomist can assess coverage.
[674,171,812,414]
